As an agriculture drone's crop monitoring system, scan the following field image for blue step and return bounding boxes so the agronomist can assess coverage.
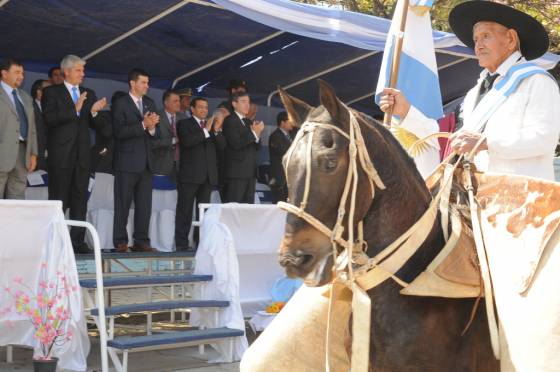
[108,327,245,350]
[75,251,195,261]
[91,300,230,316]
[79,274,212,289]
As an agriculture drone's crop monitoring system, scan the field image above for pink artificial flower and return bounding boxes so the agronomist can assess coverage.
[3,286,10,293]
[39,281,48,289]
[14,276,23,284]
[66,329,73,339]
[40,262,48,269]
[49,283,55,289]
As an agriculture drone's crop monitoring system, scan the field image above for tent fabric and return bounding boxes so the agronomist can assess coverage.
[1,0,558,117]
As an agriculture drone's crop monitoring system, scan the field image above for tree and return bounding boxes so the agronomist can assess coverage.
[296,0,560,54]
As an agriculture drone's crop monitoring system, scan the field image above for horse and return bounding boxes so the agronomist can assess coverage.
[274,81,499,371]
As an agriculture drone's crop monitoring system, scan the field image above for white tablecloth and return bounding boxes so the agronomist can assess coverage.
[190,203,287,362]
[0,200,89,371]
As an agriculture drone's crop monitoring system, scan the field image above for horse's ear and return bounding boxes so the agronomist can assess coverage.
[279,87,312,128]
[318,79,348,127]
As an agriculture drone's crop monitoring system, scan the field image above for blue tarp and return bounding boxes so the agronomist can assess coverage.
[1,0,558,117]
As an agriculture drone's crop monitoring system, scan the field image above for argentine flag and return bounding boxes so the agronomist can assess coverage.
[375,0,443,120]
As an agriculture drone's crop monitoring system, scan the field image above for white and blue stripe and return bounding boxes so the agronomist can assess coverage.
[375,0,443,120]
[466,63,551,132]
[410,0,434,7]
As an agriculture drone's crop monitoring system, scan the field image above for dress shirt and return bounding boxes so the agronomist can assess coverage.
[400,51,560,181]
[192,115,211,138]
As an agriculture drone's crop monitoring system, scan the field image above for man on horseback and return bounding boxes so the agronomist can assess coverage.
[380,1,560,181]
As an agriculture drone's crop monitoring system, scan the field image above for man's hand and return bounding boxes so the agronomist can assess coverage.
[252,120,265,137]
[379,88,411,119]
[449,131,487,155]
[143,112,160,130]
[205,117,213,132]
[75,92,88,113]
[91,97,107,113]
[27,154,37,172]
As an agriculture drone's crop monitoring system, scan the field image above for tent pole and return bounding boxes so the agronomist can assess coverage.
[82,0,192,61]
[171,31,284,88]
[266,51,379,106]
[382,0,409,126]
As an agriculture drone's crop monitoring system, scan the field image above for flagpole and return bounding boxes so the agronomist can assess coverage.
[383,0,410,126]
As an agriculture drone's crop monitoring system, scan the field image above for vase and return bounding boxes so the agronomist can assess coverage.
[32,357,58,372]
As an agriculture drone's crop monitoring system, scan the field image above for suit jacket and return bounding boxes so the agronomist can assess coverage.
[176,116,226,185]
[151,110,185,176]
[42,84,99,170]
[33,101,48,170]
[112,94,159,173]
[268,128,291,187]
[222,113,260,179]
[0,86,37,172]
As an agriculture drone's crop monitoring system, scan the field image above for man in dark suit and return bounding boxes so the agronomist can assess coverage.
[152,89,184,177]
[268,111,294,203]
[30,79,50,170]
[175,97,226,251]
[222,92,264,203]
[112,68,160,253]
[42,55,106,254]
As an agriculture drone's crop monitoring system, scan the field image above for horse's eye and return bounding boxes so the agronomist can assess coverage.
[322,135,334,148]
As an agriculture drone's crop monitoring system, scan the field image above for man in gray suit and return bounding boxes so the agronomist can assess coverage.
[0,58,37,199]
[152,89,185,176]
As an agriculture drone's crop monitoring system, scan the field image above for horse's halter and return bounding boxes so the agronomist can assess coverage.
[277,108,386,280]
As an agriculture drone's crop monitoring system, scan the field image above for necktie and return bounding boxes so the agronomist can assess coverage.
[171,115,179,161]
[12,89,28,140]
[200,119,206,129]
[71,86,80,103]
[137,99,143,115]
[475,73,499,107]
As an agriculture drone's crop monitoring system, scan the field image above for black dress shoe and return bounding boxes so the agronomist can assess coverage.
[73,242,93,254]
[175,246,190,252]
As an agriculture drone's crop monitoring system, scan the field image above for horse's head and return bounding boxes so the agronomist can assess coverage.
[277,81,378,286]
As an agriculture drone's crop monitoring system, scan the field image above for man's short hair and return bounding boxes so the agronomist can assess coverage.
[0,58,23,73]
[227,79,247,92]
[276,111,289,126]
[162,89,178,104]
[231,92,249,103]
[30,79,47,99]
[190,97,208,108]
[60,55,86,71]
[128,68,149,85]
[48,66,60,78]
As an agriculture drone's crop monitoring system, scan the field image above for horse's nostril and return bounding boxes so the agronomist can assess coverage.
[279,250,315,268]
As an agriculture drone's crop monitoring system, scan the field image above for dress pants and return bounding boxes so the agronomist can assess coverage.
[175,180,212,249]
[225,177,255,204]
[113,168,152,247]
[0,142,28,199]
[48,162,90,247]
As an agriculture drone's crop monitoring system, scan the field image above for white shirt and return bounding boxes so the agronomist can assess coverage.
[130,92,155,136]
[35,99,42,112]
[193,115,210,139]
[401,51,560,181]
[235,111,259,143]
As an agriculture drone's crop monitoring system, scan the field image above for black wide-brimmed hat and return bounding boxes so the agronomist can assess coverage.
[449,1,549,60]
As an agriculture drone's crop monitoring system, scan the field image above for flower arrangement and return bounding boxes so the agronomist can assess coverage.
[1,262,78,361]
[265,301,286,314]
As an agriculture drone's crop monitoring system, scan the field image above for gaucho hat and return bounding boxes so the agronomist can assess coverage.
[449,1,549,60]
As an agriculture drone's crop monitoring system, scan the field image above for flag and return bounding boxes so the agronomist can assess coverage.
[375,0,443,120]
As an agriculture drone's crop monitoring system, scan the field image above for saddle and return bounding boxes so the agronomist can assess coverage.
[401,163,482,298]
